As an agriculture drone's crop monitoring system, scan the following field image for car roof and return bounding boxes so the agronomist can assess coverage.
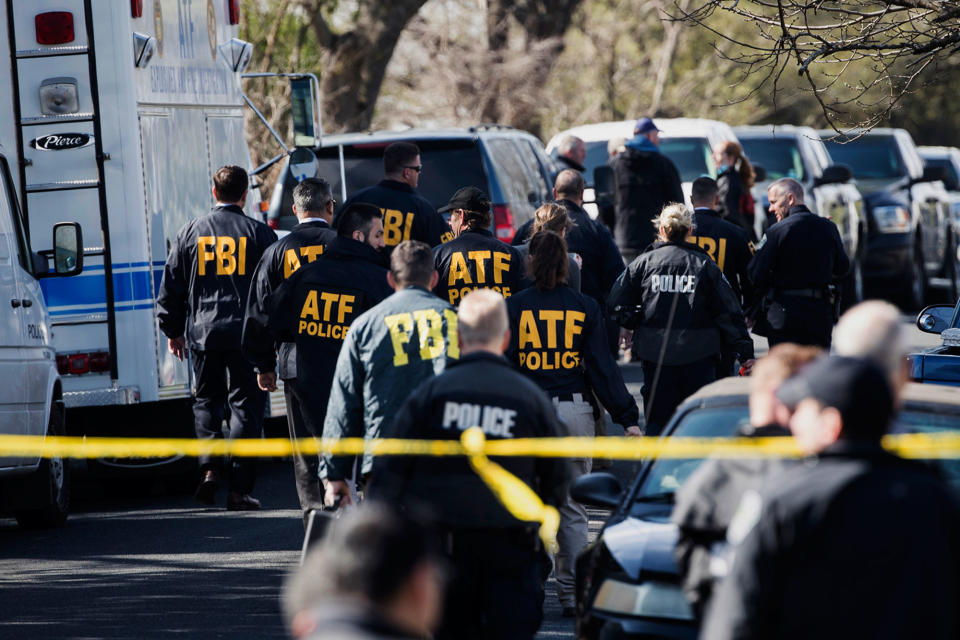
[734,124,821,140]
[919,146,960,159]
[317,126,534,147]
[546,118,738,151]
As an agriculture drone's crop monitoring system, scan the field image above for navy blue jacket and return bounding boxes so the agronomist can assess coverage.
[690,208,755,310]
[339,179,452,253]
[433,228,525,305]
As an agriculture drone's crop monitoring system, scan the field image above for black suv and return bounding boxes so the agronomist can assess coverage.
[266,127,556,243]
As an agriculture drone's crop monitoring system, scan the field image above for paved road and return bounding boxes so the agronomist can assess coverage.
[0,315,941,639]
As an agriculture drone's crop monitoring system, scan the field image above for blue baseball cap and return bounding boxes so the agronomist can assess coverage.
[634,117,661,134]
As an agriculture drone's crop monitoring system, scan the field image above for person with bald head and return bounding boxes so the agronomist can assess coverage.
[748,177,850,348]
[370,288,569,640]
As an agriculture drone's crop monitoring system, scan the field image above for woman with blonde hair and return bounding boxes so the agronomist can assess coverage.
[515,202,582,291]
[713,140,757,240]
[608,203,755,435]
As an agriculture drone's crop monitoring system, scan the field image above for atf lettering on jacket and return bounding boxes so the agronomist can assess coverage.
[446,250,514,303]
[197,236,248,275]
[650,274,696,294]
[516,309,586,371]
[688,236,728,271]
[441,401,517,438]
[383,308,460,367]
[298,289,356,341]
[283,245,325,279]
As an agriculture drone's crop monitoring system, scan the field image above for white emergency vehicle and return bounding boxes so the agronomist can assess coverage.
[0,0,280,474]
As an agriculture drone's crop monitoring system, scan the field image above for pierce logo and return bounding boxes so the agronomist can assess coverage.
[30,133,93,151]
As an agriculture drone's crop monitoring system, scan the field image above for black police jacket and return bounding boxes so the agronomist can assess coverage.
[433,228,525,305]
[257,237,392,421]
[338,179,452,253]
[690,208,756,310]
[158,204,277,351]
[242,219,337,376]
[505,285,640,429]
[608,241,754,365]
[702,441,960,640]
[747,205,850,296]
[369,351,569,530]
[610,146,684,252]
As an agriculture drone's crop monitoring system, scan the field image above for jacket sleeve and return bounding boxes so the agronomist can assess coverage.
[830,223,851,280]
[582,303,640,428]
[367,381,433,500]
[567,256,581,292]
[512,219,534,247]
[735,230,757,310]
[606,258,642,318]
[418,205,451,247]
[157,227,190,340]
[665,157,685,205]
[322,326,367,481]
[747,231,777,294]
[597,223,627,292]
[707,261,755,361]
[241,253,279,373]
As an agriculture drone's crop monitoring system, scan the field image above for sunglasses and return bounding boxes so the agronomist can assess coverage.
[404,165,423,173]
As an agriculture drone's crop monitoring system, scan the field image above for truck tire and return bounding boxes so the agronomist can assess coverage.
[899,242,927,311]
[14,400,70,529]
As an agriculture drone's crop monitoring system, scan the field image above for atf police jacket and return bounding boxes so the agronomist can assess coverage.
[158,204,277,351]
[433,228,525,305]
[748,205,850,294]
[369,352,569,530]
[339,179,452,252]
[323,286,459,480]
[242,219,337,377]
[690,208,756,310]
[505,285,639,429]
[254,237,392,426]
[608,241,754,365]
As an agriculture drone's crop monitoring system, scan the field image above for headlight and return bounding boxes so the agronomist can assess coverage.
[593,579,694,620]
[871,205,911,233]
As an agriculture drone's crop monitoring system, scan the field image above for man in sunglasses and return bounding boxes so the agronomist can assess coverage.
[338,142,452,257]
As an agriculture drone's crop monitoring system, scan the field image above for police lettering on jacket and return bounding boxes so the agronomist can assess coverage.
[650,274,697,293]
[442,401,517,438]
[297,289,358,340]
[516,309,585,371]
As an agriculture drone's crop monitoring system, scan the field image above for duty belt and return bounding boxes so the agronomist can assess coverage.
[776,287,827,299]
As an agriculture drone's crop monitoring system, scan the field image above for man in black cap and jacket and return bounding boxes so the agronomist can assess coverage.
[242,177,337,522]
[702,355,960,640]
[433,186,525,306]
[158,165,277,510]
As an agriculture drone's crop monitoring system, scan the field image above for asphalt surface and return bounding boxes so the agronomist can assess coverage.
[0,315,941,639]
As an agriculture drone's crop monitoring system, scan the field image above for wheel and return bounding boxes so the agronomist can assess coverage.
[900,243,927,311]
[841,257,864,312]
[14,400,70,529]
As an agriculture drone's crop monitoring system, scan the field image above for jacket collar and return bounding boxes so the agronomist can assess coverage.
[786,203,814,218]
[379,179,415,193]
[292,219,331,231]
[213,203,245,215]
[625,135,660,153]
[461,227,494,239]
[558,199,590,219]
[325,236,386,266]
[694,207,722,218]
[449,350,510,369]
[647,239,711,257]
[558,155,585,172]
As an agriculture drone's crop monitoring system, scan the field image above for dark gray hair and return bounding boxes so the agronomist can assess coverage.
[768,177,804,203]
[293,177,332,215]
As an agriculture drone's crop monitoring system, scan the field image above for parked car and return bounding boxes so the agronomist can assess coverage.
[545,118,741,218]
[911,297,960,386]
[571,376,960,639]
[919,146,960,287]
[820,129,955,307]
[265,126,556,243]
[736,125,866,307]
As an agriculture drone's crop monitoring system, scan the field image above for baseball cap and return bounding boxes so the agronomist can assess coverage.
[438,186,491,214]
[776,355,895,439]
[634,117,661,134]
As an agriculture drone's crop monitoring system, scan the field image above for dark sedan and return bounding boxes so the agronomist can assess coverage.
[911,298,960,385]
[572,377,960,639]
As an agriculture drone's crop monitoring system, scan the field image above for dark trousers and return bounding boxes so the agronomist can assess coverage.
[436,529,545,640]
[641,357,717,436]
[192,349,266,494]
[766,299,834,349]
[284,378,325,516]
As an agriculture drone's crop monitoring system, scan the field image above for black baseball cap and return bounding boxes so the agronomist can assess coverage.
[438,186,491,214]
[776,355,895,439]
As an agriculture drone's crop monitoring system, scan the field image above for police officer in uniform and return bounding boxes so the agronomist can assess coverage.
[370,289,569,640]
[339,142,451,254]
[506,230,640,617]
[242,177,337,522]
[748,178,850,348]
[158,165,277,510]
[688,176,755,376]
[323,240,459,507]
[609,204,755,436]
[248,203,392,474]
[433,187,524,306]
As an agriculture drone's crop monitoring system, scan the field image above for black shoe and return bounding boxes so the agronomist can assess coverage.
[562,606,576,618]
[194,470,219,505]
[227,492,261,511]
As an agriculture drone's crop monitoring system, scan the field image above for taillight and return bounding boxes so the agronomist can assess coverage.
[89,352,111,373]
[36,12,75,45]
[131,0,143,18]
[57,351,110,375]
[56,355,68,375]
[228,0,241,24]
[493,204,515,243]
[267,218,279,230]
[68,353,89,375]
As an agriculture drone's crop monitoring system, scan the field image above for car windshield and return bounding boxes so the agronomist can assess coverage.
[660,137,717,182]
[924,157,960,191]
[822,136,904,180]
[629,404,960,513]
[580,141,612,188]
[740,138,806,181]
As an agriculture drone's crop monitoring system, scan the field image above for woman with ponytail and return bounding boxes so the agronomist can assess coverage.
[714,141,757,241]
[505,229,641,618]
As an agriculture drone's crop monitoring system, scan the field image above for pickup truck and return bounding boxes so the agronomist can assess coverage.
[821,129,955,308]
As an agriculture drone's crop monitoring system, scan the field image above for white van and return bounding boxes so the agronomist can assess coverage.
[0,141,82,527]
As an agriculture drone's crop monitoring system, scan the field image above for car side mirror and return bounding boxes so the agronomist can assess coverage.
[752,164,767,182]
[814,164,852,187]
[570,472,623,509]
[594,165,615,206]
[919,164,950,185]
[917,304,955,334]
[53,222,83,276]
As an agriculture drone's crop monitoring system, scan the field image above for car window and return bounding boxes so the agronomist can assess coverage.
[0,156,30,273]
[822,136,905,179]
[924,158,960,191]
[486,138,540,205]
[740,138,807,181]
[515,139,552,202]
[659,137,717,182]
[581,141,612,188]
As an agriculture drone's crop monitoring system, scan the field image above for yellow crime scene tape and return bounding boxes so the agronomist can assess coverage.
[3,431,960,550]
